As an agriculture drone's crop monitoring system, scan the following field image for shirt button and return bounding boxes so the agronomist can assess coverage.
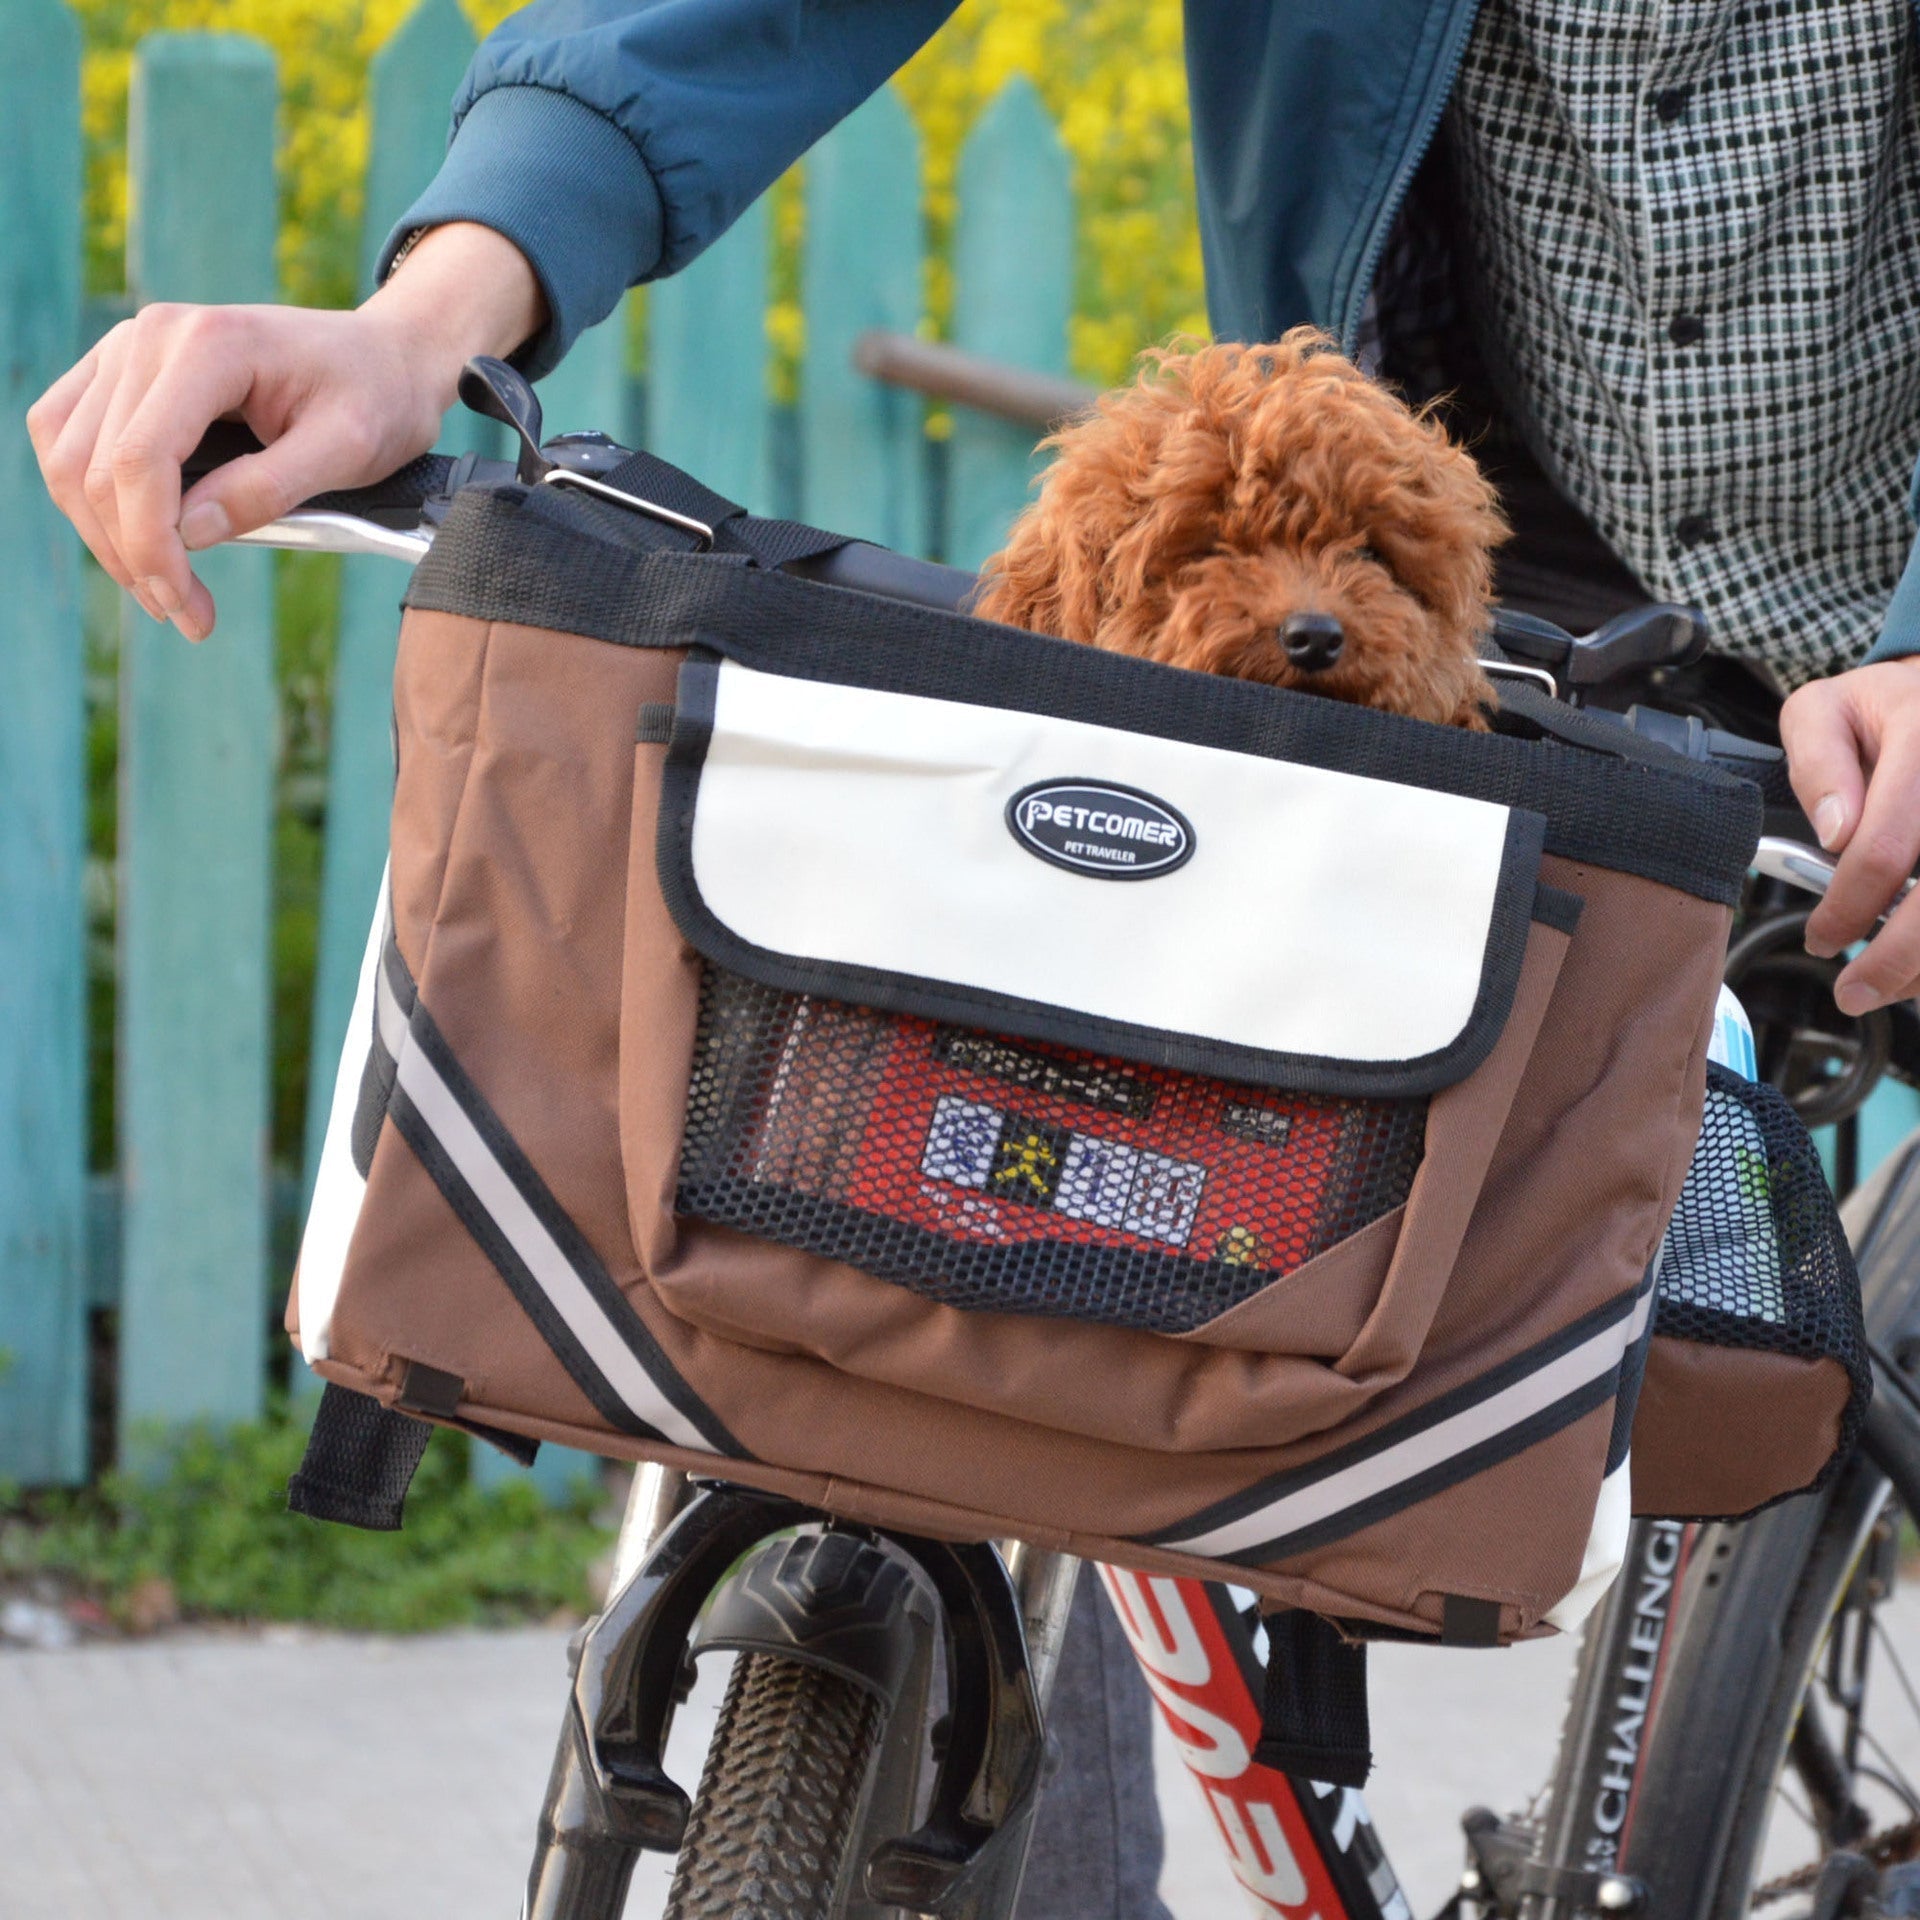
[1675,513,1717,548]
[1652,85,1691,121]
[1668,313,1707,346]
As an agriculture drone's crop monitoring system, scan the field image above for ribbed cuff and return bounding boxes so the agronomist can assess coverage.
[377,85,664,380]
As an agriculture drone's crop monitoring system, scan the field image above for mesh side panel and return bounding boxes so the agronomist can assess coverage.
[677,968,1426,1335]
[1657,1061,1869,1456]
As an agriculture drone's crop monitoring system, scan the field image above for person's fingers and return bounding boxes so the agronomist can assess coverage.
[1804,728,1920,966]
[1780,677,1869,854]
[25,349,102,467]
[79,319,171,585]
[177,400,381,546]
[39,346,148,598]
[1835,883,1920,1014]
[108,328,256,627]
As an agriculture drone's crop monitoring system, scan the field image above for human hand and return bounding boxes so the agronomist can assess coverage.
[1780,654,1920,1013]
[25,222,544,641]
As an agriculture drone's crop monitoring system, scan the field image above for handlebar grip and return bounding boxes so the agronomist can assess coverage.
[181,418,268,485]
[180,422,457,529]
[302,452,457,523]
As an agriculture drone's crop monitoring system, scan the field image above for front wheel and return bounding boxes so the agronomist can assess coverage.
[663,1652,885,1920]
[1616,1456,1898,1918]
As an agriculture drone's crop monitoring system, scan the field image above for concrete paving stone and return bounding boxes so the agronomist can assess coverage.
[3,1589,1917,1919]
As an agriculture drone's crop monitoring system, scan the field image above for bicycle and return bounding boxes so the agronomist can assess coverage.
[211,363,1920,1920]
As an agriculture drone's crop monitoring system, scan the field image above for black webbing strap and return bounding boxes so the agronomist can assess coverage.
[1494,675,1692,768]
[287,1383,434,1533]
[1253,1610,1373,1786]
[599,448,848,570]
[287,1374,548,1531]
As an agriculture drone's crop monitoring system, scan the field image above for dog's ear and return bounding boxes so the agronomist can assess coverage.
[1371,423,1509,646]
[974,499,1099,637]
[975,403,1166,640]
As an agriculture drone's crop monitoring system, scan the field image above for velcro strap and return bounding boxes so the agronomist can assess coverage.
[286,1382,432,1532]
[1252,1610,1372,1786]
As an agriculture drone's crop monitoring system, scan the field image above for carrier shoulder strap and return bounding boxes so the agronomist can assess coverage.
[1254,1610,1373,1787]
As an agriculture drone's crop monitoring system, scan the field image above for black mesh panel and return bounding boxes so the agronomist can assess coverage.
[676,969,1426,1334]
[287,1384,433,1532]
[1657,1062,1869,1468]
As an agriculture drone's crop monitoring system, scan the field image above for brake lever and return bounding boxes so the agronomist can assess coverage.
[1489,603,1708,699]
[1563,604,1709,688]
[1753,835,1918,923]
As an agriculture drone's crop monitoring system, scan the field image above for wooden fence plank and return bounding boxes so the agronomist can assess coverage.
[800,90,926,551]
[0,0,86,1485]
[537,302,631,440]
[117,34,279,1458]
[300,0,480,1238]
[646,200,771,511]
[946,79,1073,572]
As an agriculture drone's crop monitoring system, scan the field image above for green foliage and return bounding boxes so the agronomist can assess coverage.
[3,1408,611,1631]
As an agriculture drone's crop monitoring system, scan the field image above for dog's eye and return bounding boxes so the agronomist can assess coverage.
[1353,544,1384,567]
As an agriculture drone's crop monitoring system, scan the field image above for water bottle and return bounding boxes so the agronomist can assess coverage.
[1662,983,1785,1324]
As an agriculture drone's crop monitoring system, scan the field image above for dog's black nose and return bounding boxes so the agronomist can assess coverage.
[1280,612,1345,672]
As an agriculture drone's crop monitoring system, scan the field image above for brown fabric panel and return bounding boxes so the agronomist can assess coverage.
[320,1117,612,1433]
[1272,1398,1618,1636]
[404,624,680,1352]
[1629,1338,1851,1518]
[1402,860,1728,1407]
[388,609,492,974]
[1337,920,1570,1388]
[1176,1204,1402,1352]
[302,1350,1612,1643]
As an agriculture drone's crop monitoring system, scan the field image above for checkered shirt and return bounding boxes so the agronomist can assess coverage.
[1445,0,1920,684]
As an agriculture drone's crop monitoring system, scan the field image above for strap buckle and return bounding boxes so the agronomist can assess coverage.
[540,467,714,549]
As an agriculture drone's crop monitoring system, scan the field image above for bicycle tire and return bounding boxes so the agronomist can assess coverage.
[1611,1457,1889,1917]
[1603,1124,1920,1917]
[663,1652,885,1920]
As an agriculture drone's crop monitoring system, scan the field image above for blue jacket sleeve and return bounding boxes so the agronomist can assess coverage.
[381,0,961,377]
[1867,456,1920,665]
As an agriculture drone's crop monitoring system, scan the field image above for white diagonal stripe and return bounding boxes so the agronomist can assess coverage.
[295,873,390,1363]
[1164,1288,1653,1560]
[393,1036,714,1452]
[373,913,408,1063]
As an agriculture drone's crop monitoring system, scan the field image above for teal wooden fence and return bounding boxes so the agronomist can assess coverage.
[0,3,1075,1488]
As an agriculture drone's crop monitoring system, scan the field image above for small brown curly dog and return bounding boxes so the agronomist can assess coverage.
[974,330,1507,730]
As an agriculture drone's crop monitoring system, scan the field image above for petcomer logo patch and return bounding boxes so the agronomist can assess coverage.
[1007,779,1194,881]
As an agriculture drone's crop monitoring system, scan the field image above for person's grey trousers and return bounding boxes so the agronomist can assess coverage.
[1014,1567,1176,1920]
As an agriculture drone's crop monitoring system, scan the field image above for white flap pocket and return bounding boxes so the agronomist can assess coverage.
[657,658,1555,1097]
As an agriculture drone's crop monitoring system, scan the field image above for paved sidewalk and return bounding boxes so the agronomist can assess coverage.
[0,1614,1589,1919]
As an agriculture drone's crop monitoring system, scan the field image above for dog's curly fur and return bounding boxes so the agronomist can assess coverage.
[974,330,1507,730]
